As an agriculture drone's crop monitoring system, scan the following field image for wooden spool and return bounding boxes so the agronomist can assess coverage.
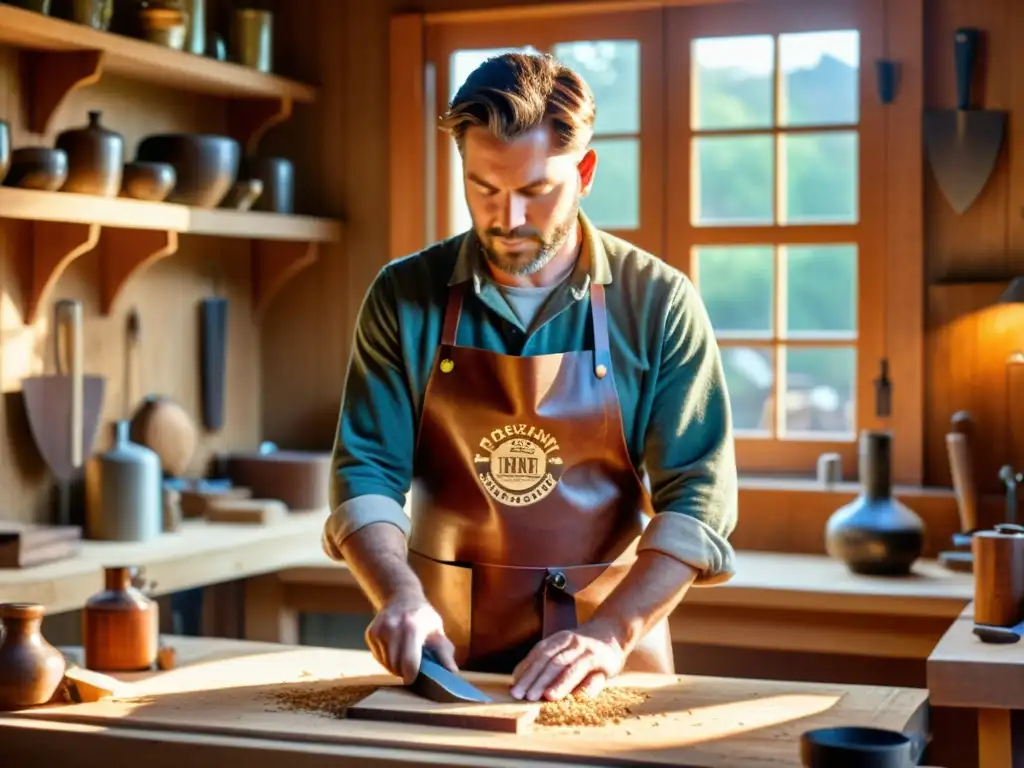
[972,523,1024,627]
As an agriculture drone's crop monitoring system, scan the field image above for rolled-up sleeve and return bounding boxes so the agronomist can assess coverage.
[322,266,413,561]
[636,275,738,585]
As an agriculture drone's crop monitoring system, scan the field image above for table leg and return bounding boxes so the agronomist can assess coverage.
[243,573,299,644]
[978,709,1024,768]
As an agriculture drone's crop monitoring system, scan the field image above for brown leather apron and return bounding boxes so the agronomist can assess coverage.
[408,279,674,676]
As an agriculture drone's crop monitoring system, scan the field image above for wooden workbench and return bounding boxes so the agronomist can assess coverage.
[252,549,974,659]
[928,603,1024,768]
[0,635,930,768]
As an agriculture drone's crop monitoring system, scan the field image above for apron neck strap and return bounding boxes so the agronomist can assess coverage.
[441,280,612,371]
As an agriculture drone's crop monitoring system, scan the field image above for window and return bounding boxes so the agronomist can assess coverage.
[422,0,888,477]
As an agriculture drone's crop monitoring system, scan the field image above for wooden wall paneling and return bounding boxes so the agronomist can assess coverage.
[925,281,1023,508]
[389,14,427,261]
[885,0,925,486]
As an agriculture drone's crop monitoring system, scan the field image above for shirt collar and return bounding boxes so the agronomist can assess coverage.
[448,211,613,295]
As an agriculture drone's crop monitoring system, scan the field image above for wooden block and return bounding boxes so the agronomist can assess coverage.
[178,487,252,518]
[345,679,537,733]
[0,523,81,568]
[62,666,126,703]
[204,498,288,525]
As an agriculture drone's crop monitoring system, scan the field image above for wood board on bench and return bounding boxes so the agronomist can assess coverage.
[9,642,929,767]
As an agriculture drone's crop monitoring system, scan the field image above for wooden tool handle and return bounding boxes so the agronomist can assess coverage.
[972,526,1024,626]
[946,432,979,531]
[55,300,84,470]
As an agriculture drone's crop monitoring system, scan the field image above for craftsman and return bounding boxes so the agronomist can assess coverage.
[323,52,738,703]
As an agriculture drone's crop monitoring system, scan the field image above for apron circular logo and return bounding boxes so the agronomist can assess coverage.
[474,424,563,507]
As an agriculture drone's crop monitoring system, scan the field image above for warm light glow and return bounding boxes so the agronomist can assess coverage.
[0,289,47,392]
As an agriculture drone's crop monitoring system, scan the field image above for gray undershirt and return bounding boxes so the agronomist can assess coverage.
[498,282,561,329]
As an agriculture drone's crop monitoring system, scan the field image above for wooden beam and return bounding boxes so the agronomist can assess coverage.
[389,14,427,261]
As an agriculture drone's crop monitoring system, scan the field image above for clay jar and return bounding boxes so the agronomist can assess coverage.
[55,110,124,197]
[83,566,159,672]
[0,603,67,710]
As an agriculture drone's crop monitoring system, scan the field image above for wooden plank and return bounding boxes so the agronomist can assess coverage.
[0,4,317,102]
[389,14,427,261]
[6,636,930,768]
[928,606,1024,711]
[0,188,343,243]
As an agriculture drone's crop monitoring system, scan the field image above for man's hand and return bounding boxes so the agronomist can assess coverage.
[509,620,626,702]
[365,590,457,684]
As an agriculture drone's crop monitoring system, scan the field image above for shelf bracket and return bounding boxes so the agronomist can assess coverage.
[98,228,180,316]
[228,95,293,155]
[251,239,318,319]
[23,221,100,325]
[19,49,105,135]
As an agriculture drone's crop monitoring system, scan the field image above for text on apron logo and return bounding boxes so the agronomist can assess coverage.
[473,423,564,507]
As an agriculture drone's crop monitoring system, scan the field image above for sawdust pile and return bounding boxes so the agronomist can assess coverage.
[536,687,649,727]
[264,682,379,719]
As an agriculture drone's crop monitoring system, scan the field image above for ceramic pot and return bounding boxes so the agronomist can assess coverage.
[85,420,163,542]
[0,120,10,186]
[242,155,293,213]
[800,726,921,768]
[56,110,124,197]
[824,430,925,575]
[0,603,66,711]
[120,160,176,202]
[135,133,240,208]
[71,0,113,29]
[83,567,159,672]
[3,147,68,191]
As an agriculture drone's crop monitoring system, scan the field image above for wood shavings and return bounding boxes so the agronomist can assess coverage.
[263,683,379,719]
[535,687,649,728]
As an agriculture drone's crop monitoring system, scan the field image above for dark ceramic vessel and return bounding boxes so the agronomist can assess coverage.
[0,603,66,711]
[56,110,124,197]
[135,133,240,208]
[800,726,919,768]
[120,160,176,202]
[242,155,294,213]
[825,430,925,575]
[3,147,68,191]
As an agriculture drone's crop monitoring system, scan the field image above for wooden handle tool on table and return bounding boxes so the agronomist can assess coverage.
[946,410,979,533]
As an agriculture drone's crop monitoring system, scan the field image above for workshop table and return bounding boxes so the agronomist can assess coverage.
[0,636,930,767]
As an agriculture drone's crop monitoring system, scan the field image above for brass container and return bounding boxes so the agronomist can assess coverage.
[83,566,159,672]
[231,9,272,72]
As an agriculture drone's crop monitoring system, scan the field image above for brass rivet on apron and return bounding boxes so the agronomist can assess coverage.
[595,364,608,379]
[546,571,567,590]
[440,359,454,373]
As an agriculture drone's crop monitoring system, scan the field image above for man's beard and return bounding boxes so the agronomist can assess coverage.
[478,198,579,277]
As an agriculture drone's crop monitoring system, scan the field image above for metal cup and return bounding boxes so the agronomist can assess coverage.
[231,9,272,73]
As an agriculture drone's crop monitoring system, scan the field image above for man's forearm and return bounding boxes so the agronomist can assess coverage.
[587,550,697,654]
[339,522,424,611]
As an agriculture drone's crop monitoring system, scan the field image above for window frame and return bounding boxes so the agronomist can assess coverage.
[388,0,924,486]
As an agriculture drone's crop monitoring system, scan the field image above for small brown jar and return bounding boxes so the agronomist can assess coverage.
[0,603,67,710]
[83,567,159,672]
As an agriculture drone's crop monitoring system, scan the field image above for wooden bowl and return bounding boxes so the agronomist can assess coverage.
[120,161,177,202]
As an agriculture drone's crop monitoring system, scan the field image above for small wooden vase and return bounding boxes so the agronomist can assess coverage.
[83,566,159,672]
[0,602,67,710]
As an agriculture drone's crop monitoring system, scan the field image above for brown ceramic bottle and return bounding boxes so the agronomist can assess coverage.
[83,566,159,672]
[0,603,67,710]
[55,109,124,197]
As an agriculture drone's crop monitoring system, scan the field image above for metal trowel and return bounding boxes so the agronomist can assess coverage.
[409,646,493,704]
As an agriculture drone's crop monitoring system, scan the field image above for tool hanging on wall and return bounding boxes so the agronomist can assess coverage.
[873,359,892,418]
[873,60,896,421]
[199,261,228,432]
[923,27,1007,214]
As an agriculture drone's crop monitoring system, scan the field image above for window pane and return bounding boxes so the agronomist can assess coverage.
[783,346,855,436]
[780,30,860,127]
[721,346,773,434]
[584,138,639,229]
[448,47,540,236]
[780,131,858,224]
[553,40,639,134]
[785,245,857,336]
[695,246,773,336]
[692,36,774,130]
[693,135,774,225]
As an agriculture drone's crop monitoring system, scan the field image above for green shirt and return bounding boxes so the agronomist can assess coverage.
[325,213,738,583]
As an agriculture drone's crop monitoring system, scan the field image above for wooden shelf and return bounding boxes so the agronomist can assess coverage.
[0,4,318,149]
[0,187,342,322]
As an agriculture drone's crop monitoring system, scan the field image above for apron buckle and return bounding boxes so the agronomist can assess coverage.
[545,570,567,591]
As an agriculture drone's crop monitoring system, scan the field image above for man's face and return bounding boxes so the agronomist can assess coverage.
[460,125,596,277]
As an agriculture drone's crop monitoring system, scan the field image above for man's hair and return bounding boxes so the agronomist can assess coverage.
[439,52,596,155]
